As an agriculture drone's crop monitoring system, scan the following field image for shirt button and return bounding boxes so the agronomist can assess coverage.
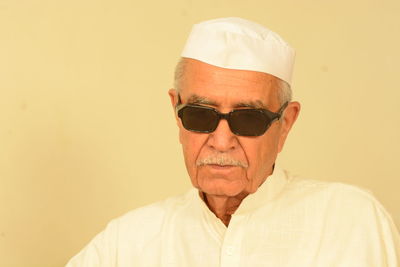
[226,246,234,256]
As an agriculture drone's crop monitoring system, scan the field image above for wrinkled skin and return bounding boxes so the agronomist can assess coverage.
[169,59,300,225]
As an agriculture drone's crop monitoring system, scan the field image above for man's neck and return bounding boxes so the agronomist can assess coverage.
[202,192,249,226]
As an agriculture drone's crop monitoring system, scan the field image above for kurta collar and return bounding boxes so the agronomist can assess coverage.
[194,166,288,217]
[234,166,288,215]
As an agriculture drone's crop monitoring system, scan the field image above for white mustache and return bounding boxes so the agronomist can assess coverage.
[196,154,248,168]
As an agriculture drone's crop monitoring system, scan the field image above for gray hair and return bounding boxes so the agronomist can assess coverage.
[174,58,292,105]
[275,78,292,105]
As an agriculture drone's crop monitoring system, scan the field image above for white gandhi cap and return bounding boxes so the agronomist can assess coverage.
[181,17,295,86]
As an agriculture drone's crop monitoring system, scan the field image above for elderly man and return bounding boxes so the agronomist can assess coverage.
[67,17,400,266]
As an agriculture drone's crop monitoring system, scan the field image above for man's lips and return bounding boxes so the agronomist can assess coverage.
[204,164,240,171]
[209,164,235,168]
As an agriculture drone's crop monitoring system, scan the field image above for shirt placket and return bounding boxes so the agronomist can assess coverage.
[220,214,247,267]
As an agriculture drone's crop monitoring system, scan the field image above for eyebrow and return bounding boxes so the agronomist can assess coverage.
[184,94,268,109]
[186,95,217,106]
[234,100,267,109]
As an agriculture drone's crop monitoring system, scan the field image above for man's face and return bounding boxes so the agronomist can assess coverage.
[169,59,299,198]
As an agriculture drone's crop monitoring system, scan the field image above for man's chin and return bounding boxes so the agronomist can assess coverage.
[197,179,247,197]
[193,167,248,196]
[197,165,246,179]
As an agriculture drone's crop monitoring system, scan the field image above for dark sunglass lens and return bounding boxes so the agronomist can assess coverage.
[230,110,270,136]
[180,106,219,132]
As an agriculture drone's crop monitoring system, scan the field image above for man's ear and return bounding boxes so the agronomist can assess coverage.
[277,101,301,153]
[168,89,179,121]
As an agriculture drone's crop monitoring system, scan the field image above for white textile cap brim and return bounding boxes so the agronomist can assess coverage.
[181,17,295,86]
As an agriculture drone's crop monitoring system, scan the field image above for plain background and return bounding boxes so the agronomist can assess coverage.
[1,0,399,266]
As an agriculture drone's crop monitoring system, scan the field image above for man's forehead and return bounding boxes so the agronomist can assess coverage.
[182,60,276,91]
[184,58,276,84]
[180,60,278,108]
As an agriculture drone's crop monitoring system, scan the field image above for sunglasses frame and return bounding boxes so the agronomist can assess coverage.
[176,95,289,136]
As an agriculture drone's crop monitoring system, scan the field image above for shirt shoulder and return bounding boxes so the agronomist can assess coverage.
[114,188,197,232]
[282,172,399,238]
[278,173,400,266]
[66,188,198,267]
[284,172,380,205]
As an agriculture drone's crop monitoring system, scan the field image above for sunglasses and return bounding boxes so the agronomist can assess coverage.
[176,95,288,137]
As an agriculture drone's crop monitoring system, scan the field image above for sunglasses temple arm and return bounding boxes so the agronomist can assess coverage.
[277,102,289,118]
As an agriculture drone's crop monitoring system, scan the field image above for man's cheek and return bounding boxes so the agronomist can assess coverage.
[179,128,184,144]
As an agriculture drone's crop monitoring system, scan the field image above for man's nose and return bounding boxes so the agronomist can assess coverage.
[206,118,238,152]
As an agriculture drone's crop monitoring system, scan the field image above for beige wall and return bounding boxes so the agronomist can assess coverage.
[1,0,399,266]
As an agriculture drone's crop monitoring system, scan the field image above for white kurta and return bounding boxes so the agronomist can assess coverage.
[66,168,400,266]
